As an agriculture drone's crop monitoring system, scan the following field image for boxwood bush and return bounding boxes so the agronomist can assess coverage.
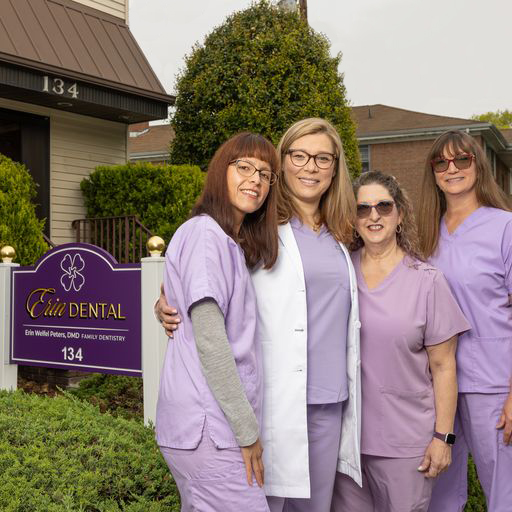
[80,163,205,244]
[0,390,179,511]
[0,154,47,265]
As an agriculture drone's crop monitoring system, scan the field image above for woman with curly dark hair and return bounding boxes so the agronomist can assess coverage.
[332,171,469,512]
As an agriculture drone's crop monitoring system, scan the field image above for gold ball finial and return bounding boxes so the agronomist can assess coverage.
[0,245,16,263]
[147,236,165,257]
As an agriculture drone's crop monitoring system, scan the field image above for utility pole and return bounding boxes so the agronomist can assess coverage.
[298,0,308,22]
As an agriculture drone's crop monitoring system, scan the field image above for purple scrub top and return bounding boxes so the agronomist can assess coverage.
[353,250,470,458]
[290,218,350,404]
[156,215,262,449]
[430,206,512,393]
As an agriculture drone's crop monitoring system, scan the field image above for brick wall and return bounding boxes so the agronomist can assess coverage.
[367,139,434,210]
[366,136,511,214]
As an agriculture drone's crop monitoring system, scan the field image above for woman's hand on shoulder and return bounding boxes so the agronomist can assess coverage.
[155,283,181,338]
[240,438,264,487]
[417,438,452,478]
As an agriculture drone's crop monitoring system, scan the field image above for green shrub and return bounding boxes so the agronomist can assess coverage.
[80,163,205,243]
[70,374,143,421]
[466,456,487,511]
[0,154,47,265]
[170,0,361,177]
[0,390,179,511]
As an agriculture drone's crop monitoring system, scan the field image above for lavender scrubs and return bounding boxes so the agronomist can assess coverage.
[290,218,350,404]
[267,219,350,511]
[428,207,512,512]
[156,215,267,510]
[332,252,469,512]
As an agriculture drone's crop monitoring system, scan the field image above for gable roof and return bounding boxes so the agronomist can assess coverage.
[0,0,171,102]
[351,104,482,137]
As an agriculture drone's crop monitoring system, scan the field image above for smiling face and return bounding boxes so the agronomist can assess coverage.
[282,133,336,210]
[355,183,402,250]
[433,144,477,200]
[227,156,271,230]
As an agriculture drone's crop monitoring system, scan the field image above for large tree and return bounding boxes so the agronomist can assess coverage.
[170,0,361,176]
[471,109,512,129]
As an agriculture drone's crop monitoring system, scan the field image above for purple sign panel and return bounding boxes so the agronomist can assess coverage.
[11,243,141,376]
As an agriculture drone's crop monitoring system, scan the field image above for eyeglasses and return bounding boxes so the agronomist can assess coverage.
[230,159,278,185]
[356,201,395,219]
[286,149,337,170]
[431,154,475,173]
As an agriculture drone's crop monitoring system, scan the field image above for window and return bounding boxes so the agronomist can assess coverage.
[486,145,497,178]
[359,145,370,173]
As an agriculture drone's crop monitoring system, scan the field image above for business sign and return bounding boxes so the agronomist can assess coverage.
[11,244,141,376]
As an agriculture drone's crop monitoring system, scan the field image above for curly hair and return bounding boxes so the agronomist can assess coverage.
[350,170,423,260]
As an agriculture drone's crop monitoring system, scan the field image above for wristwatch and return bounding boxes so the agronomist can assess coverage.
[433,431,456,445]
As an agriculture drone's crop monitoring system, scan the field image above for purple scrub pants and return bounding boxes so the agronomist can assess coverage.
[428,393,512,512]
[267,402,343,512]
[160,428,269,512]
[331,454,434,512]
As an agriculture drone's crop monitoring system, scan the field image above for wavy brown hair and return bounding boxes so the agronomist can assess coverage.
[276,118,355,245]
[351,170,423,260]
[191,132,280,269]
[418,130,511,258]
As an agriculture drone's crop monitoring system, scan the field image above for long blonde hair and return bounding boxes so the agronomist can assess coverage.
[276,118,355,244]
[418,130,511,258]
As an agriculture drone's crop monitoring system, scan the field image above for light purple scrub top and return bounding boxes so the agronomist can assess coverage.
[290,218,350,404]
[156,215,262,449]
[353,250,470,458]
[430,206,512,394]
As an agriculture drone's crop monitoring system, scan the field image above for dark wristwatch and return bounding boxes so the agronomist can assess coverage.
[433,431,456,445]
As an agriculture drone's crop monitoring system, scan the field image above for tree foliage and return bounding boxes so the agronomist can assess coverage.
[471,109,512,129]
[170,0,361,177]
[0,154,47,265]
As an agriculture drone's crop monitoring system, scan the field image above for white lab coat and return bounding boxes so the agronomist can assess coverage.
[251,222,362,498]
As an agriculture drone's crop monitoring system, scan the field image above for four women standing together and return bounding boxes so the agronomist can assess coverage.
[155,121,512,511]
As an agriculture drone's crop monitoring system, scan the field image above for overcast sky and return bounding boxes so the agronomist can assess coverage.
[129,0,510,120]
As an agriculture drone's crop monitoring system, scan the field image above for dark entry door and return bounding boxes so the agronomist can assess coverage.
[0,107,50,233]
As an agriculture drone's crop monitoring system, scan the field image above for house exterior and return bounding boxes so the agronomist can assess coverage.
[0,0,174,245]
[352,105,512,207]
[128,121,174,165]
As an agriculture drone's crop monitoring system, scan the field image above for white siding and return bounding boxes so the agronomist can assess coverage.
[72,0,127,20]
[0,98,127,245]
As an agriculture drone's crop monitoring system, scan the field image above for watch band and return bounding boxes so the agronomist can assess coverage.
[433,431,456,445]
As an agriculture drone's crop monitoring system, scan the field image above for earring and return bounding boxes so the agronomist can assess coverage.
[396,224,402,234]
[354,231,360,239]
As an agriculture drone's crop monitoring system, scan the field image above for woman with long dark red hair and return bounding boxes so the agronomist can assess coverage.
[418,130,512,512]
[156,132,279,511]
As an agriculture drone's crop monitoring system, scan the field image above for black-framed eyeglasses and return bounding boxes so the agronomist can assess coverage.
[431,154,475,173]
[356,200,395,219]
[230,159,278,185]
[286,149,337,170]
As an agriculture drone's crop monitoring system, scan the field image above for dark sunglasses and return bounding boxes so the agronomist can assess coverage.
[431,154,475,173]
[356,200,395,219]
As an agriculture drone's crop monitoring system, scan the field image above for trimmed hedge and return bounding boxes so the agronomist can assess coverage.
[80,163,205,243]
[0,154,47,265]
[0,390,179,511]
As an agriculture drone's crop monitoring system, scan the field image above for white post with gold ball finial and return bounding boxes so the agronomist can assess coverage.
[0,246,19,390]
[141,235,167,425]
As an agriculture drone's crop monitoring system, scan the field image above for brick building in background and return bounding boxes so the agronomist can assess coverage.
[128,105,512,208]
[352,105,512,208]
